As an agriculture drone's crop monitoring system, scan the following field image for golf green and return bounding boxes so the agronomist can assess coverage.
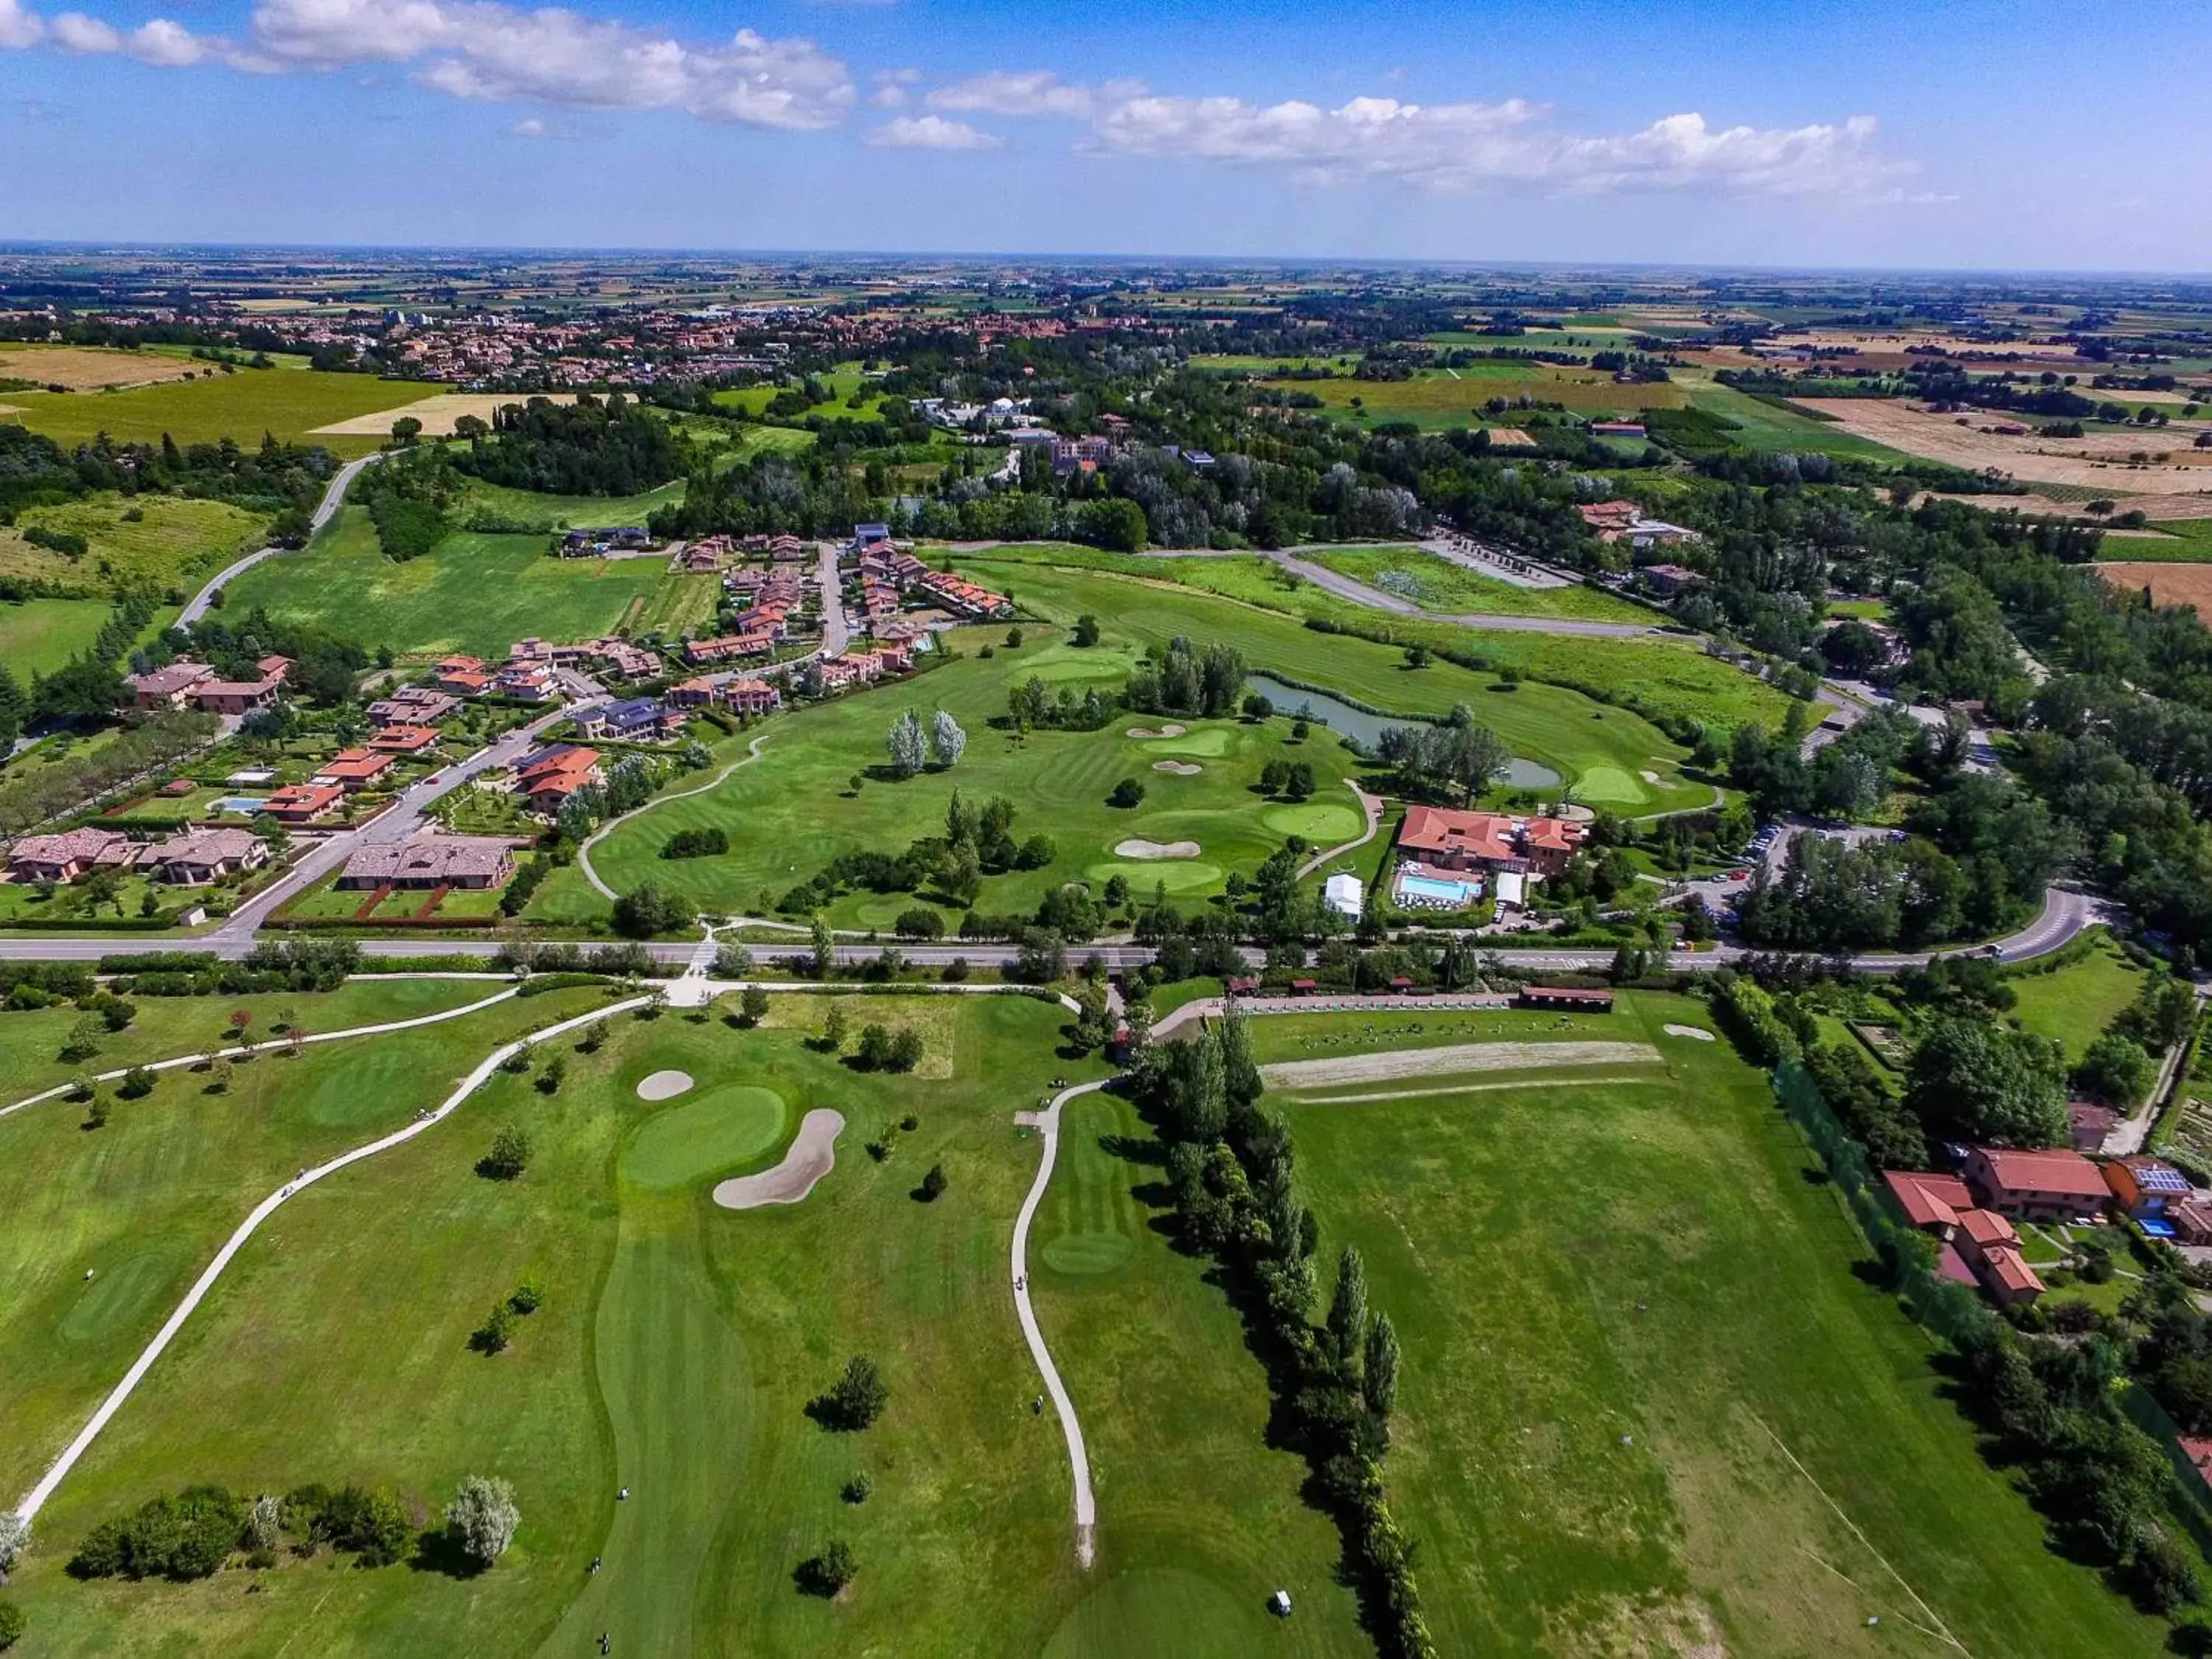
[622,1085,788,1189]
[1261,803,1363,842]
[1568,765,1645,804]
[1084,860,1222,893]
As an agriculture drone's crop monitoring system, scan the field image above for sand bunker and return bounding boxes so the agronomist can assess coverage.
[636,1069,695,1101]
[712,1108,845,1209]
[1125,724,1187,740]
[1152,759,1203,775]
[1663,1024,1717,1042]
[1261,1040,1658,1091]
[1114,838,1201,860]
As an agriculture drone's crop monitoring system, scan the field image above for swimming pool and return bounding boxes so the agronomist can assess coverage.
[206,796,268,815]
[1397,872,1481,906]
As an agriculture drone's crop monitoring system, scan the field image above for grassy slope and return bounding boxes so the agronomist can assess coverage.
[955,548,1789,735]
[222,506,675,658]
[1030,1085,1369,1655]
[0,372,427,452]
[0,596,113,678]
[1253,995,2173,1658]
[10,994,1130,1657]
[0,495,269,595]
[1293,543,1657,623]
[0,982,603,1501]
[2006,929,2146,1062]
[544,640,1367,927]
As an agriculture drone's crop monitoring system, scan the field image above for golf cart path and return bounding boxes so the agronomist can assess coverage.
[0,986,521,1124]
[1012,1079,1106,1570]
[1296,782,1384,879]
[10,995,647,1526]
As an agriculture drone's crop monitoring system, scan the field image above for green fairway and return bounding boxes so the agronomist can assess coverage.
[954,546,1787,737]
[0,596,114,677]
[1245,995,2177,1657]
[2006,928,2148,1062]
[0,981,606,1503]
[1,493,270,597]
[0,372,430,453]
[5,993,1121,1656]
[222,506,678,658]
[1295,543,1655,623]
[549,640,1364,927]
[1029,1085,1371,1656]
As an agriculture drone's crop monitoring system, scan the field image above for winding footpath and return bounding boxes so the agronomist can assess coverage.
[1012,1078,1107,1570]
[10,994,647,1526]
[177,452,384,625]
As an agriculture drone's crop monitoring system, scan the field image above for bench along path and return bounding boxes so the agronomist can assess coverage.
[10,995,648,1526]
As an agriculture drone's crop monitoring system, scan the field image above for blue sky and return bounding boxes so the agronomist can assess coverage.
[1,0,2205,269]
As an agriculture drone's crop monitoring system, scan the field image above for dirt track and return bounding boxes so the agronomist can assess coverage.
[1259,1039,1659,1091]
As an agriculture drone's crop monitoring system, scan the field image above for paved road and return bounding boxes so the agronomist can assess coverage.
[815,542,851,660]
[11,994,644,1526]
[1012,1079,1105,1569]
[178,453,383,625]
[1253,547,1660,639]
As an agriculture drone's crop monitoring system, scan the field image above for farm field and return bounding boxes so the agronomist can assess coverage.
[1677,382,1912,461]
[0,980,597,1502]
[1794,397,2212,494]
[0,596,114,678]
[310,391,582,437]
[1292,543,1657,623]
[0,493,270,596]
[955,553,1775,767]
[713,367,890,423]
[221,506,677,658]
[2005,929,2146,1062]
[1250,995,2178,1657]
[4,992,1138,1657]
[2098,560,2212,617]
[0,372,433,453]
[0,344,199,392]
[540,641,1371,928]
[1266,362,1685,428]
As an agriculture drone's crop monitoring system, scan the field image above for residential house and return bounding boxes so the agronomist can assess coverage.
[684,633,772,667]
[1961,1146,2110,1222]
[492,662,559,703]
[768,533,808,563]
[514,745,604,815]
[681,543,723,574]
[577,698,684,742]
[1951,1208,2045,1308]
[368,724,441,755]
[142,827,267,886]
[311,748,395,793]
[126,661,215,712]
[1641,563,1701,597]
[2067,1099,2121,1153]
[437,659,495,696]
[2105,1156,2194,1222]
[914,571,1013,619]
[665,677,717,709]
[337,835,515,891]
[368,686,459,724]
[717,677,782,717]
[262,783,346,824]
[5,827,135,883]
[193,672,284,716]
[2176,1201,2212,1246]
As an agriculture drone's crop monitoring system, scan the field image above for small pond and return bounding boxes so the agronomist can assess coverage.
[1245,674,1562,791]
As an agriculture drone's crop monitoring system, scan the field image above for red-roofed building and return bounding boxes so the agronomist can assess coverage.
[1952,1207,2045,1307]
[1399,806,1517,870]
[717,677,782,717]
[1881,1170,1975,1231]
[311,748,394,793]
[368,724,440,754]
[262,783,345,824]
[1961,1146,2110,1222]
[515,745,604,815]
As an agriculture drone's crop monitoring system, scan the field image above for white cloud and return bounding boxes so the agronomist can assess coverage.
[866,113,1000,150]
[245,0,854,127]
[510,114,543,135]
[0,0,46,49]
[128,17,209,65]
[48,8,232,64]
[869,82,902,108]
[50,10,118,50]
[926,69,1100,119]
[1088,94,1900,196]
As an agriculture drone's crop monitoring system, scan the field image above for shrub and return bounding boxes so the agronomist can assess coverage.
[0,1597,24,1649]
[841,1473,872,1504]
[1107,779,1146,808]
[797,1539,855,1597]
[815,1355,888,1430]
[611,883,691,938]
[445,1475,521,1568]
[69,1486,244,1581]
[661,827,728,860]
[739,986,770,1025]
[477,1125,531,1180]
[919,1164,948,1201]
[471,1303,516,1354]
[119,1065,156,1099]
[894,906,945,940]
[508,1277,545,1315]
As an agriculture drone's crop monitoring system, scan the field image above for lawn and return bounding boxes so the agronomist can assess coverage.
[0,980,601,1503]
[1294,543,1655,624]
[2096,518,2212,563]
[539,641,1370,928]
[1246,994,2177,1657]
[0,494,269,597]
[0,595,114,677]
[4,992,1143,1657]
[0,372,432,453]
[1270,363,1686,428]
[221,507,679,658]
[2006,928,2146,1062]
[951,546,1788,738]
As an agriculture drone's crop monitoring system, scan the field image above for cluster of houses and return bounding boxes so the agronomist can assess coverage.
[434,654,560,703]
[1885,1147,2211,1310]
[1576,499,1700,555]
[335,832,516,891]
[5,824,268,886]
[511,635,663,680]
[127,655,293,717]
[557,526,653,558]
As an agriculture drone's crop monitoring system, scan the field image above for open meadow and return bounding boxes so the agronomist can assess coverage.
[221,506,679,658]
[0,372,434,454]
[0,494,270,597]
[1237,994,2178,1657]
[1267,363,1685,428]
[0,597,115,678]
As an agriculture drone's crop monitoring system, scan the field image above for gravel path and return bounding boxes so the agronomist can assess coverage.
[1260,1039,1658,1090]
[11,995,647,1526]
[1012,1079,1105,1570]
[711,1108,844,1208]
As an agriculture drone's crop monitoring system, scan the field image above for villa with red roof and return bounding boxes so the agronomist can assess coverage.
[1961,1146,2111,1222]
